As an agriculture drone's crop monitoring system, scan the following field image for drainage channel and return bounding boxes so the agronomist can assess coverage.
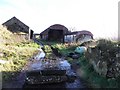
[22,49,86,89]
[2,48,87,89]
[23,63,85,89]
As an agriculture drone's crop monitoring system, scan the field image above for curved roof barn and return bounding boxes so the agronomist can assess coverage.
[40,24,69,35]
[77,30,93,36]
[76,30,93,38]
[40,24,69,43]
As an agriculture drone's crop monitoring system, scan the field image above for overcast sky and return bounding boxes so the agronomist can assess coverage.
[0,0,119,39]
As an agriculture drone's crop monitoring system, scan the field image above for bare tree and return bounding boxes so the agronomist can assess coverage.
[69,27,76,32]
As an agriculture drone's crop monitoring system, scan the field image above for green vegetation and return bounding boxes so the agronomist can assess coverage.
[76,39,120,88]
[42,40,79,57]
[1,24,119,88]
[0,25,39,81]
[41,39,120,88]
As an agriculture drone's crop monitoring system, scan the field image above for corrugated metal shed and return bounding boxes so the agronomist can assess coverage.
[40,24,69,43]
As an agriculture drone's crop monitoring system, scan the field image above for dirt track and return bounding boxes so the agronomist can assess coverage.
[2,47,88,89]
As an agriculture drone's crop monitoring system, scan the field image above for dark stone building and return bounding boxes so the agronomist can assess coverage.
[40,24,69,43]
[2,16,29,34]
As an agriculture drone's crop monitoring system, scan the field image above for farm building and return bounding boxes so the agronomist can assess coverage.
[40,24,93,43]
[2,16,34,39]
[2,16,30,34]
[40,24,69,43]
[64,30,93,43]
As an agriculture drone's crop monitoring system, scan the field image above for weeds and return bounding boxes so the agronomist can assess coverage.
[0,25,39,81]
[45,39,120,88]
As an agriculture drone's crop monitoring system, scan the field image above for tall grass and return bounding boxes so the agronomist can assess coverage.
[0,25,40,81]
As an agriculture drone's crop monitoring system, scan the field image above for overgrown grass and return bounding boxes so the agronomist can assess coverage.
[0,41,39,81]
[77,56,107,88]
[42,41,79,59]
[79,56,120,88]
[0,25,40,81]
[42,39,120,88]
[77,39,120,88]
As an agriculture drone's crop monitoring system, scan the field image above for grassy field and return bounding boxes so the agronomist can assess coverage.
[0,25,40,81]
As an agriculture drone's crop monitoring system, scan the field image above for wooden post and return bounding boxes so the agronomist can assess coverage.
[28,28,30,40]
[29,29,34,40]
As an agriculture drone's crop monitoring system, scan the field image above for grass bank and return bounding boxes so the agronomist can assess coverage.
[0,25,40,81]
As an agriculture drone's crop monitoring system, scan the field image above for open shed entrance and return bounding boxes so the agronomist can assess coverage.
[48,29,64,42]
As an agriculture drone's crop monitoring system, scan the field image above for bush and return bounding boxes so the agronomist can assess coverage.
[85,39,120,78]
[82,39,120,88]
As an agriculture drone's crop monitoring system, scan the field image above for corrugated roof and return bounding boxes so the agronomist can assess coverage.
[65,30,93,37]
[40,24,68,35]
[76,30,93,37]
